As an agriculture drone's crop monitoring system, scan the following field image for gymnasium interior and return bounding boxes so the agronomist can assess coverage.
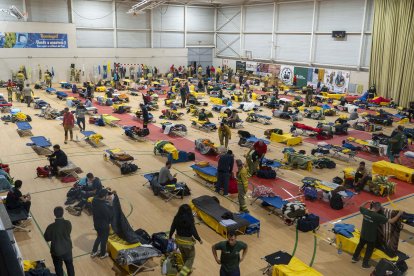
[0,0,414,275]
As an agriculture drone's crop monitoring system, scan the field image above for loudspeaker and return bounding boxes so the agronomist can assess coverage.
[332,31,346,38]
[70,63,75,68]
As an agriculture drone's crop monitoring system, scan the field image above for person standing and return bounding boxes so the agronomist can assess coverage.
[236,160,249,213]
[22,83,33,107]
[215,150,234,196]
[180,84,187,108]
[91,189,113,259]
[75,102,87,132]
[169,204,203,276]
[352,201,403,268]
[7,79,13,102]
[63,107,75,144]
[140,103,149,129]
[305,85,313,107]
[218,123,232,148]
[212,231,248,276]
[387,126,405,164]
[44,207,74,276]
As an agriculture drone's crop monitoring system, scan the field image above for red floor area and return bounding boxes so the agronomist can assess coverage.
[62,89,414,222]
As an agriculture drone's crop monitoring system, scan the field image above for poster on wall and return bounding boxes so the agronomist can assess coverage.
[293,67,308,88]
[246,61,257,72]
[279,65,294,85]
[236,61,246,73]
[0,32,68,48]
[268,64,280,77]
[324,70,350,93]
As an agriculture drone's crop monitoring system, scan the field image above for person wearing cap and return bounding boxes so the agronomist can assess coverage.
[352,201,403,269]
[91,189,113,259]
[218,123,232,148]
[387,125,406,164]
[236,160,249,213]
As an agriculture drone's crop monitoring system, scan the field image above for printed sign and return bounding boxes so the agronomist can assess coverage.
[279,65,294,85]
[324,70,350,93]
[0,32,68,48]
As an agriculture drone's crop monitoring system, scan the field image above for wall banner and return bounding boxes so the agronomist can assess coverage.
[279,65,294,85]
[236,61,246,73]
[0,32,68,48]
[293,67,308,88]
[245,61,257,72]
[324,70,350,93]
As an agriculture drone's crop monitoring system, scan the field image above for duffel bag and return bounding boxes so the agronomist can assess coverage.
[135,228,152,244]
[297,214,320,232]
[120,163,139,175]
[36,166,51,177]
[303,186,318,201]
[256,169,276,179]
[152,232,169,253]
[372,258,403,276]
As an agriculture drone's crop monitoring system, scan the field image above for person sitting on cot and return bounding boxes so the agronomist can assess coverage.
[47,145,68,176]
[158,161,177,186]
[198,108,209,122]
[84,98,92,108]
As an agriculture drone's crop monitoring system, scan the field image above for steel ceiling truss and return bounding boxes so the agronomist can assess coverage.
[216,8,241,57]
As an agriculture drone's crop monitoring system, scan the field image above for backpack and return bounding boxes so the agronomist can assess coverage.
[297,214,320,232]
[134,228,152,244]
[152,232,169,253]
[137,128,150,137]
[330,193,344,210]
[187,152,195,161]
[332,177,343,185]
[256,169,276,179]
[66,187,82,199]
[372,259,403,276]
[36,166,50,177]
[96,118,105,126]
[120,163,138,175]
[303,187,318,201]
[0,163,10,174]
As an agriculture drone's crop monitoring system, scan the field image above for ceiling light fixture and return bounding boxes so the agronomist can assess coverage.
[127,0,167,14]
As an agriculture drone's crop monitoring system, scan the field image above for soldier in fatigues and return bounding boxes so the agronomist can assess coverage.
[236,159,249,213]
[45,70,52,88]
[70,67,75,82]
[75,70,81,83]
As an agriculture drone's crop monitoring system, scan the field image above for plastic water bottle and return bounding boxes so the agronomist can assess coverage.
[337,241,343,255]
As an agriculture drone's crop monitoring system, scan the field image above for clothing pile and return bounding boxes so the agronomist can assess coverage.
[370,176,396,197]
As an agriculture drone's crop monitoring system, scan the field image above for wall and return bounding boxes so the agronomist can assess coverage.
[0,22,187,81]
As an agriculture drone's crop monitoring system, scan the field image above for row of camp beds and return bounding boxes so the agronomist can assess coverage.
[314,143,358,162]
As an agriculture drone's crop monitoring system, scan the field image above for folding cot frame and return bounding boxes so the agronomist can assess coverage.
[16,122,33,137]
[80,131,104,147]
[142,173,184,202]
[315,144,358,162]
[104,149,137,174]
[246,113,272,125]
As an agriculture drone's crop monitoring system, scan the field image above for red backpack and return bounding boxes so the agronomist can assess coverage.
[36,166,51,177]
[0,163,10,174]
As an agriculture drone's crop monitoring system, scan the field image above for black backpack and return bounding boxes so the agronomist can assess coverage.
[187,152,195,161]
[137,128,150,137]
[373,259,403,276]
[120,163,138,175]
[330,193,344,210]
[297,214,319,232]
[152,232,169,253]
[134,228,152,244]
[256,169,276,179]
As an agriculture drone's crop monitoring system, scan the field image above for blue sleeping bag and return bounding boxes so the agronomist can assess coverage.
[56,91,68,99]
[333,223,355,238]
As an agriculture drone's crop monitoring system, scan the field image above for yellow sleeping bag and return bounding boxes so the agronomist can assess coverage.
[272,256,322,276]
[163,143,179,160]
[372,160,414,183]
[270,133,303,146]
[335,230,398,261]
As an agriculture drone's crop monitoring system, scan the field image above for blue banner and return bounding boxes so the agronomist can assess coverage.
[0,32,68,48]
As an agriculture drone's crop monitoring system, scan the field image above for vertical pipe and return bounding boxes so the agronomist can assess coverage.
[357,0,368,70]
[240,5,243,57]
[308,0,317,65]
[184,5,187,48]
[214,7,217,49]
[150,9,154,48]
[270,2,276,60]
[67,0,73,23]
[22,0,27,21]
[113,0,117,48]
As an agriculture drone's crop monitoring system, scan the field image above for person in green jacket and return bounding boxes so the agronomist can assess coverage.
[352,201,403,269]
[236,159,249,213]
[218,123,232,148]
[387,125,405,164]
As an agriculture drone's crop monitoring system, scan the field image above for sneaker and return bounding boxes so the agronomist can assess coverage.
[99,253,109,259]
[90,251,99,258]
[362,263,370,269]
[351,257,359,263]
[64,141,67,144]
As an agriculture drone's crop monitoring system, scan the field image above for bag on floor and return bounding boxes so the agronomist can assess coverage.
[134,228,152,244]
[330,193,344,210]
[187,152,195,161]
[303,187,318,201]
[120,163,138,175]
[372,258,403,276]
[0,163,10,174]
[152,232,169,253]
[297,214,320,232]
[36,166,50,177]
[256,169,276,179]
[333,177,343,185]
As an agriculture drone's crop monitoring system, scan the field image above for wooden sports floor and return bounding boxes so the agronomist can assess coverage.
[1,84,413,276]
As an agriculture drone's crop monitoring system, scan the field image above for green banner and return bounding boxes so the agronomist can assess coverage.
[294,67,308,88]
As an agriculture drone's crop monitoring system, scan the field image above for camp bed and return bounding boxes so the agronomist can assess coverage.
[81,131,104,147]
[56,91,68,100]
[238,135,270,148]
[314,143,357,162]
[190,195,250,238]
[270,132,302,146]
[262,251,322,276]
[335,229,409,262]
[194,139,218,155]
[16,122,33,137]
[102,114,121,127]
[45,87,56,94]
[85,106,97,115]
[162,122,187,137]
[372,160,414,183]
[190,164,217,183]
[143,173,185,202]
[320,92,345,100]
[209,97,224,105]
[104,148,137,174]
[29,136,53,155]
[190,118,217,132]
[57,161,82,179]
[107,233,160,275]
[302,178,355,204]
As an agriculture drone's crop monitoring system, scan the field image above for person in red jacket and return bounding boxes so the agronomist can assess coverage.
[62,107,75,144]
[252,140,267,164]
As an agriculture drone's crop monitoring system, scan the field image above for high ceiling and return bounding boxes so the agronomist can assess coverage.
[113,0,280,7]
